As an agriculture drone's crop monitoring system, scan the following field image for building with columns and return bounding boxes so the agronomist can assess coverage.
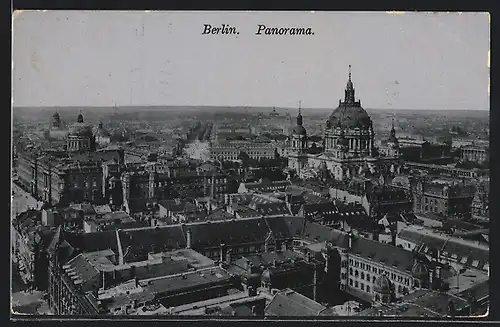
[288,66,401,180]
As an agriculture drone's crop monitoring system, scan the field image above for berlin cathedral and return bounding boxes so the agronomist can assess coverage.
[288,66,401,181]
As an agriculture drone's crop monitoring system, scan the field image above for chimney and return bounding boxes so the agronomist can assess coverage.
[134,276,138,287]
[101,270,106,290]
[348,232,353,249]
[248,286,257,297]
[220,243,227,263]
[186,228,191,249]
[281,242,287,252]
[251,305,257,315]
[272,259,277,267]
[226,249,232,265]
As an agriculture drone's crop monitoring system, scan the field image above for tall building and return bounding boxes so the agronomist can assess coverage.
[16,112,124,205]
[288,66,401,180]
[67,113,96,152]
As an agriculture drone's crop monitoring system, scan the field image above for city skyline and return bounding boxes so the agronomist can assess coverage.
[13,11,490,110]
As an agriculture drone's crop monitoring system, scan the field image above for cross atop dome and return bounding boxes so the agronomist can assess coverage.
[345,65,355,103]
[77,110,84,123]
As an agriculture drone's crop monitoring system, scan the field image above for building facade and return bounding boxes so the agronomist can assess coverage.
[287,66,401,181]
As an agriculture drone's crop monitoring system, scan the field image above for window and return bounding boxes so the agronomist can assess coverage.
[341,273,346,279]
[349,279,353,286]
[460,256,468,264]
[350,268,353,275]
[472,260,480,268]
[361,283,365,291]
[355,281,359,288]
[398,285,402,293]
[355,270,359,277]
[367,285,371,293]
[379,269,383,274]
[367,274,370,281]
[361,272,365,279]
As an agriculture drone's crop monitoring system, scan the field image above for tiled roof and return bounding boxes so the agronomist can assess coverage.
[66,230,120,253]
[265,289,329,316]
[281,216,306,238]
[119,225,187,258]
[398,227,489,270]
[263,216,297,240]
[350,237,417,274]
[63,253,101,286]
[144,267,234,297]
[302,222,349,247]
[184,218,270,249]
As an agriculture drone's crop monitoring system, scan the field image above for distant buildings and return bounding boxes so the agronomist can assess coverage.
[460,145,489,164]
[391,175,475,219]
[209,140,276,162]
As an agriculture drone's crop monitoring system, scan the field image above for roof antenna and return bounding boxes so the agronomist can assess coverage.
[348,65,352,81]
[298,100,302,115]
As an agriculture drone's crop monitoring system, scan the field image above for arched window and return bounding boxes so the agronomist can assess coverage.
[355,281,358,288]
[398,285,402,293]
[361,272,365,279]
[367,274,370,281]
[355,270,359,277]
[375,294,380,302]
[372,276,376,283]
[367,285,371,293]
[349,279,353,286]
[349,268,353,275]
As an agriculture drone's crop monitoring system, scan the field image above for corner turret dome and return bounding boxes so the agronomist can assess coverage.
[374,274,394,294]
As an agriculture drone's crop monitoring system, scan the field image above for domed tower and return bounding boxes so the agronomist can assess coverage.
[386,118,400,157]
[66,111,95,152]
[52,112,61,128]
[291,105,307,153]
[324,65,374,158]
[95,121,112,147]
[373,273,395,304]
[411,261,429,290]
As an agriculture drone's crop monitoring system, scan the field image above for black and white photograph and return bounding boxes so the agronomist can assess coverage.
[11,11,490,318]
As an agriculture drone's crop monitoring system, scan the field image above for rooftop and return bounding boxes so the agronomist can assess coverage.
[265,288,335,316]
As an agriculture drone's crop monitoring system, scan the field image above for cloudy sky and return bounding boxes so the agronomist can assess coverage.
[12,11,489,110]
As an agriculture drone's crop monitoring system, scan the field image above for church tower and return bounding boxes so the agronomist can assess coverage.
[287,101,309,177]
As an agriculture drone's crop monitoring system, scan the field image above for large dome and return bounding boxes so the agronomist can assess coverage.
[68,113,93,137]
[292,125,307,136]
[69,123,93,137]
[326,65,372,129]
[411,261,429,279]
[327,104,371,129]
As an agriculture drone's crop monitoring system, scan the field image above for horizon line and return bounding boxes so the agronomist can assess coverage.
[12,105,490,111]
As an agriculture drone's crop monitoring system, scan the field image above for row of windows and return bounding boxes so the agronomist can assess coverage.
[349,259,411,286]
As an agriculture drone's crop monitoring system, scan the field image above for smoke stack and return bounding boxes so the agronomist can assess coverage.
[220,243,227,263]
[186,228,191,249]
